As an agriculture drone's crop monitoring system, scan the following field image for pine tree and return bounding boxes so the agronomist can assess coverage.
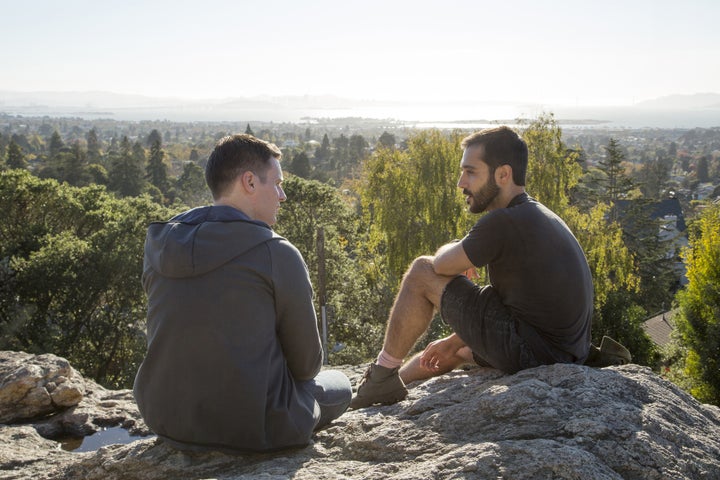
[64,140,89,186]
[290,151,311,178]
[49,131,64,160]
[6,139,27,170]
[146,138,169,194]
[86,128,102,164]
[109,137,144,197]
[599,139,636,220]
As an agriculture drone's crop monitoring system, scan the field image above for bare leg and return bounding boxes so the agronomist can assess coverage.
[349,257,458,409]
[400,346,475,384]
[381,256,455,360]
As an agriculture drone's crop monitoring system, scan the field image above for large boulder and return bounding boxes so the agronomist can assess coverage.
[1,352,719,479]
[0,351,85,424]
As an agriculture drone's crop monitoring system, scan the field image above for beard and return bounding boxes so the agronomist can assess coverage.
[464,176,500,214]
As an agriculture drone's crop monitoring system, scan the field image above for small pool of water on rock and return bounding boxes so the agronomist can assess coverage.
[59,427,154,452]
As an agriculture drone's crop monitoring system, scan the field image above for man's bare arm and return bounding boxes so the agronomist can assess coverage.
[432,241,474,276]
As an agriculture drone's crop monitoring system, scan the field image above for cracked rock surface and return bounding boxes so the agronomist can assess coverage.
[1,352,720,480]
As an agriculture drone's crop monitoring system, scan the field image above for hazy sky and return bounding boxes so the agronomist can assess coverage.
[2,0,718,106]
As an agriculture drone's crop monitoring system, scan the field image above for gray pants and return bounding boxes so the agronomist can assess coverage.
[300,369,352,430]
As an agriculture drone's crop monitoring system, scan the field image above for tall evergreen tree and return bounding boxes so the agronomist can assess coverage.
[176,162,209,207]
[245,124,255,136]
[315,134,331,167]
[638,154,672,200]
[6,139,27,170]
[146,129,162,148]
[86,128,102,164]
[64,140,89,186]
[48,131,64,161]
[146,138,169,194]
[109,136,144,197]
[289,151,311,178]
[696,156,710,183]
[599,138,636,220]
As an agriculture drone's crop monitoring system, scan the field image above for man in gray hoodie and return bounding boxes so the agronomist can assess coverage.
[134,134,351,453]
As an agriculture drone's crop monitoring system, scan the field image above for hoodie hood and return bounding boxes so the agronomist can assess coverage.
[144,205,280,278]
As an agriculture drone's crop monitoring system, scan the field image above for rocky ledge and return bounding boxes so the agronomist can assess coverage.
[1,350,719,479]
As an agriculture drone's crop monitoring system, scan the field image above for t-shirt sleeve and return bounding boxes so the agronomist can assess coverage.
[461,211,509,268]
[271,239,323,381]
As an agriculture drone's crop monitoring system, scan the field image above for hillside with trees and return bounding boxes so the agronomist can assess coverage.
[1,112,719,404]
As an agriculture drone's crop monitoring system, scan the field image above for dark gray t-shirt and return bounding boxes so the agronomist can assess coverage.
[461,193,593,362]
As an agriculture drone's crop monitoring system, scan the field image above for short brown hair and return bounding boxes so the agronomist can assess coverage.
[205,134,282,199]
[461,126,528,186]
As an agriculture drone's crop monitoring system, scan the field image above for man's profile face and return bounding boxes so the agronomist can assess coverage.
[458,144,500,214]
[253,157,286,226]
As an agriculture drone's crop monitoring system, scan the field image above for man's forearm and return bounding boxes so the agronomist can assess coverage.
[432,240,472,276]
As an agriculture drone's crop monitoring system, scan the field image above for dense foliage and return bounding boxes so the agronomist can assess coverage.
[1,114,718,405]
[0,170,175,388]
[275,176,385,364]
[674,204,720,404]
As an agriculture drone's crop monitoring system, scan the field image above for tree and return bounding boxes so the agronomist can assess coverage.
[347,134,369,173]
[378,132,396,149]
[109,136,144,197]
[615,199,677,312]
[675,203,720,405]
[360,129,471,283]
[599,139,636,219]
[62,140,90,186]
[146,138,169,195]
[5,139,27,170]
[289,151,311,178]
[0,169,175,388]
[146,129,162,148]
[696,156,710,183]
[332,134,349,171]
[521,113,581,213]
[176,162,210,207]
[245,124,255,136]
[49,131,64,160]
[86,128,102,164]
[275,176,384,363]
[638,154,672,200]
[314,134,331,168]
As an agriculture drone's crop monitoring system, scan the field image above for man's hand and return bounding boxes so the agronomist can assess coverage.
[419,334,467,372]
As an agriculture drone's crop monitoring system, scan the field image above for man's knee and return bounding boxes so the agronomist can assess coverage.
[405,256,436,280]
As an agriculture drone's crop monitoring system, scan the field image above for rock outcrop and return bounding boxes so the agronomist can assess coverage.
[1,351,720,479]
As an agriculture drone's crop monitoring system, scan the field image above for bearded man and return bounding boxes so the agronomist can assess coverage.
[351,126,594,409]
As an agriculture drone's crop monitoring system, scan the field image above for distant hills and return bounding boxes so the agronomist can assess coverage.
[1,90,719,128]
[635,93,720,109]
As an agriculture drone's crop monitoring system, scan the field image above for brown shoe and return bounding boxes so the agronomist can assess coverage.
[599,336,632,365]
[349,363,408,409]
[584,336,632,367]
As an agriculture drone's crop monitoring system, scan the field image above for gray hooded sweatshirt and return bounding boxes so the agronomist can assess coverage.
[133,205,323,452]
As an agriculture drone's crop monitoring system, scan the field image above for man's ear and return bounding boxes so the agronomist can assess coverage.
[241,171,255,194]
[496,164,513,185]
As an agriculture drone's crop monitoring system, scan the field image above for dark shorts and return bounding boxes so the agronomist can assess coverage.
[440,276,539,374]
